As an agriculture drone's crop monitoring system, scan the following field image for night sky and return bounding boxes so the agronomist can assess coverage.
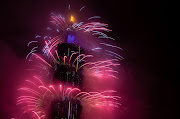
[0,0,173,119]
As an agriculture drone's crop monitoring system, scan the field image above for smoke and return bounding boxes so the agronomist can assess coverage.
[0,41,30,119]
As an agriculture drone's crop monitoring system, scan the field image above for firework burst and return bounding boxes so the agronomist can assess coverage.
[17,77,121,119]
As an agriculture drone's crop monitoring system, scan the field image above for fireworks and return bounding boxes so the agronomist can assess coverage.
[17,77,120,119]
[17,5,123,119]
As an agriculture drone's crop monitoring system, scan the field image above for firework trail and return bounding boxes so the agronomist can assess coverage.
[17,5,123,119]
[17,77,120,119]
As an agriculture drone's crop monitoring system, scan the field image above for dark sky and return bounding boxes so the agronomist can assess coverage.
[0,0,173,119]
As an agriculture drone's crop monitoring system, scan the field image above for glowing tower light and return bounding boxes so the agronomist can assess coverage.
[70,15,75,23]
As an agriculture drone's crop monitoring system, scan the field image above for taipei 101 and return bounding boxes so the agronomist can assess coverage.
[0,0,170,119]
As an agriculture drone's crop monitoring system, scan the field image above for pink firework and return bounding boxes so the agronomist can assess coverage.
[17,77,121,119]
